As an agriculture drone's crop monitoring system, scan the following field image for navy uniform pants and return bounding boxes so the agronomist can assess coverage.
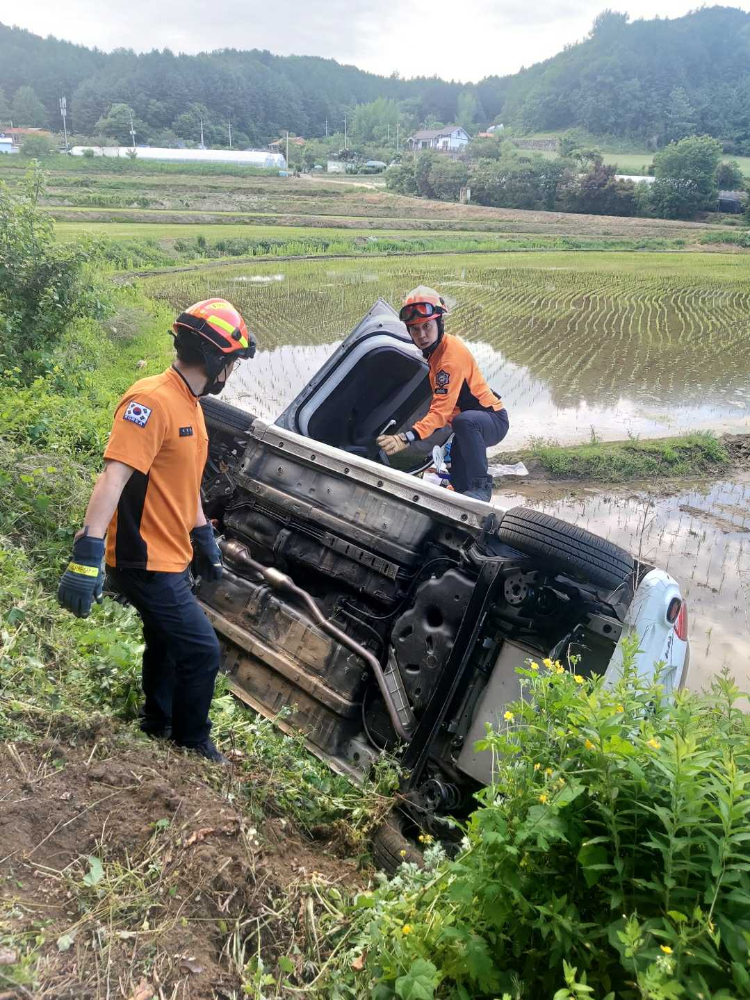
[450,408,510,493]
[106,567,220,747]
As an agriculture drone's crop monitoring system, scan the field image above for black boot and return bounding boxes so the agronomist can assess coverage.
[463,476,493,502]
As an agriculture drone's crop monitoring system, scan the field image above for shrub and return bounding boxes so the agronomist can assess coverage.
[20,134,53,158]
[0,162,108,378]
[332,642,750,999]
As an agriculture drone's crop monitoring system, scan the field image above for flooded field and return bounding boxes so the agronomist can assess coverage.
[493,473,750,688]
[144,252,750,445]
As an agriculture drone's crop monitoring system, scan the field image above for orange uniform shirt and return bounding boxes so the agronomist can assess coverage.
[104,367,208,571]
[412,334,504,440]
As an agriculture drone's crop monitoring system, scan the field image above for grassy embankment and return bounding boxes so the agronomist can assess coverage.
[496,432,733,482]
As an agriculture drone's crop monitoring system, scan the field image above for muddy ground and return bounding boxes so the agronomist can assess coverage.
[0,716,364,1000]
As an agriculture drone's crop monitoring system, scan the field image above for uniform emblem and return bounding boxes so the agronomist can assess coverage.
[123,401,152,427]
[435,369,451,395]
[179,426,194,437]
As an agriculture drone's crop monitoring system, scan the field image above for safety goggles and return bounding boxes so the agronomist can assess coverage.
[399,301,443,325]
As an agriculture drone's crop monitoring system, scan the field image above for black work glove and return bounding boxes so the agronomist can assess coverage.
[58,534,105,618]
[191,523,223,582]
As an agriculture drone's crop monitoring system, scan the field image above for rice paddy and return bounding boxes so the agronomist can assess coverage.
[141,251,750,445]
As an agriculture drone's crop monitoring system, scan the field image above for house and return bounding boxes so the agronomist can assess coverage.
[407,125,470,152]
[0,135,17,154]
[269,136,305,151]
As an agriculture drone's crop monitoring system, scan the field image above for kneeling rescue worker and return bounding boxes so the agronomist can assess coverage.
[58,299,256,763]
[377,286,509,502]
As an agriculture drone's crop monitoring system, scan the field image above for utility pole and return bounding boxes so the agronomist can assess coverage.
[228,120,232,149]
[199,117,205,149]
[59,96,68,153]
[387,123,390,144]
[285,130,289,167]
[128,108,136,149]
[344,114,347,149]
[396,122,400,152]
[325,118,328,137]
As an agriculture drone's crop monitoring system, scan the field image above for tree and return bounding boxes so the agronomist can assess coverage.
[564,163,635,215]
[20,134,53,157]
[385,161,417,195]
[0,87,10,123]
[652,135,723,218]
[0,163,99,378]
[716,160,744,190]
[428,158,468,201]
[414,151,439,197]
[663,87,696,145]
[456,90,479,134]
[11,86,48,127]
[93,104,144,146]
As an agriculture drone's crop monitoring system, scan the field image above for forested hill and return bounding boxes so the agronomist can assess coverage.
[0,22,489,145]
[498,6,750,149]
[2,6,750,149]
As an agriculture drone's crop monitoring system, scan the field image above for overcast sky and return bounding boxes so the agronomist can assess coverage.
[6,0,750,82]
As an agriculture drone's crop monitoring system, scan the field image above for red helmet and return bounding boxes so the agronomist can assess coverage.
[399,285,449,327]
[173,299,256,359]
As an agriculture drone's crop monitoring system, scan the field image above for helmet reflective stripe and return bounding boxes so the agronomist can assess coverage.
[208,314,237,335]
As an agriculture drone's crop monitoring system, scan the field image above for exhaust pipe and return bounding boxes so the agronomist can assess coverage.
[219,539,415,743]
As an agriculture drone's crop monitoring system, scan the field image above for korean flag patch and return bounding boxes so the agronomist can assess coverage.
[123,401,152,427]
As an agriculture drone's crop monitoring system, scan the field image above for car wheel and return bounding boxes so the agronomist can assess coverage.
[371,815,424,875]
[498,506,635,593]
[200,397,256,435]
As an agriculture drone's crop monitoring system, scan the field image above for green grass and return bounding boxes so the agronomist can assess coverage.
[511,432,731,481]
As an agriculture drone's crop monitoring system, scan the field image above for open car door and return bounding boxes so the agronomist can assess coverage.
[275,299,440,472]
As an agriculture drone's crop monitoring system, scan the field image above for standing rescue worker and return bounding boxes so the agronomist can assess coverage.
[58,299,256,763]
[377,286,508,502]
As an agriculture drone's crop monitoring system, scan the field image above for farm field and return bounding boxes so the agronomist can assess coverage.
[140,251,750,446]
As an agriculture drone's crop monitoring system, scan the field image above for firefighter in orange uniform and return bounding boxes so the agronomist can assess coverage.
[377,286,508,502]
[58,300,256,763]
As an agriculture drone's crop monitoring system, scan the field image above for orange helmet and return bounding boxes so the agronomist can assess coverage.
[173,299,256,360]
[399,285,449,327]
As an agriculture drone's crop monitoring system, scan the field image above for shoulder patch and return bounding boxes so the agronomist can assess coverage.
[436,369,451,388]
[179,426,194,437]
[123,401,153,427]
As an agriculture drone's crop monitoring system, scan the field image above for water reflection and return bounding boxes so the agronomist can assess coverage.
[492,475,750,688]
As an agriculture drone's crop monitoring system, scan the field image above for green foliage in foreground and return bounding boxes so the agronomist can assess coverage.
[522,432,730,482]
[0,162,109,379]
[326,649,750,999]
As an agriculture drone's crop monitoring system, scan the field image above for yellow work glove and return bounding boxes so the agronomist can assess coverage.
[376,433,409,456]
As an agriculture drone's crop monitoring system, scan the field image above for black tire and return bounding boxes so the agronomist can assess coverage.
[497,506,634,593]
[200,397,256,436]
[371,815,424,875]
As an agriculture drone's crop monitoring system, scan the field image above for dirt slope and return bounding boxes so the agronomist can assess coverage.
[0,716,363,999]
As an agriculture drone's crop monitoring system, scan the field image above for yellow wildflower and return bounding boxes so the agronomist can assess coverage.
[574,675,584,684]
[418,833,434,845]
[647,738,661,750]
[538,794,548,804]
[545,767,554,777]
[534,762,541,771]
[584,739,595,750]
[660,945,673,955]
[399,849,407,857]
[555,664,565,675]
[402,925,413,935]
[529,661,540,671]
[504,710,514,721]
[616,704,625,713]
[543,658,553,668]
[557,778,566,788]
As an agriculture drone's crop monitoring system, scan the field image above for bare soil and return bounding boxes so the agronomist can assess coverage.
[0,716,364,999]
